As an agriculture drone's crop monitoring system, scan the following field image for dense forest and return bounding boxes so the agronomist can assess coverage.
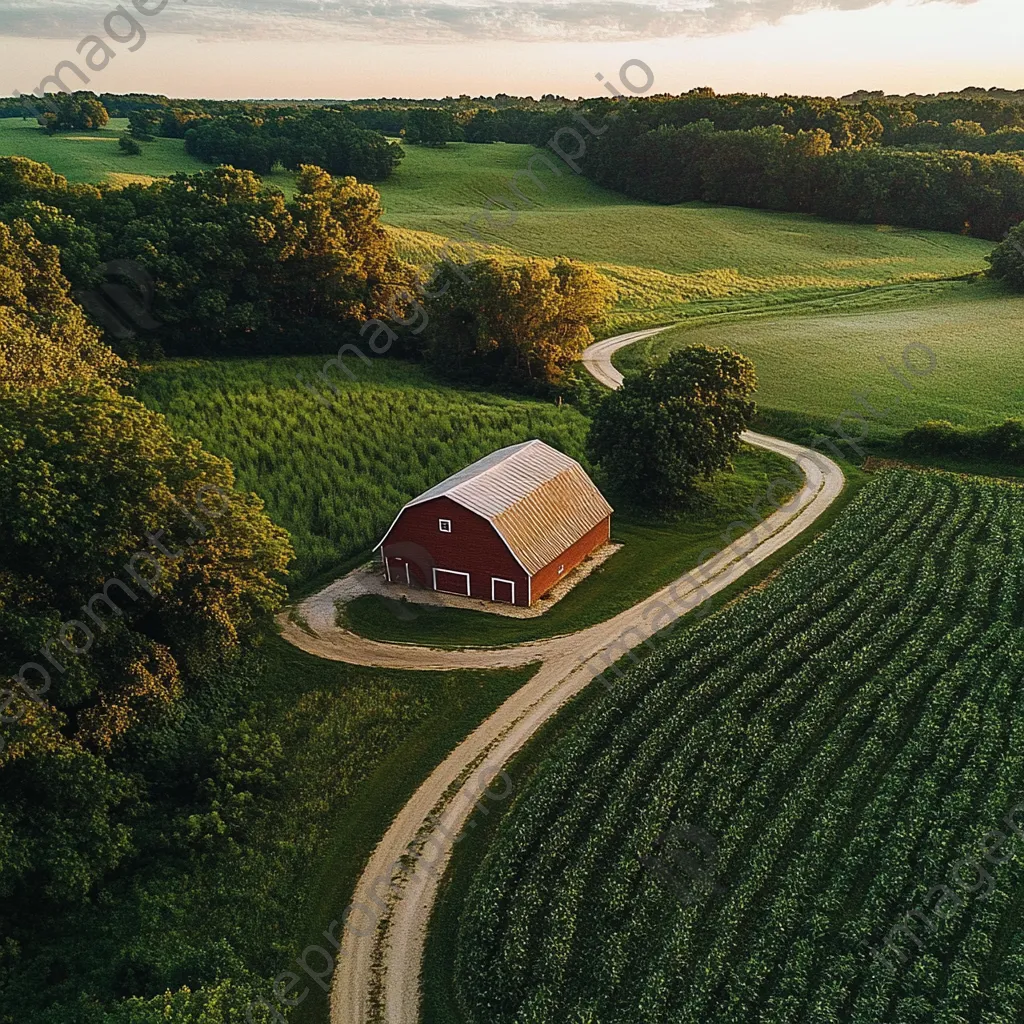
[0,201,295,1020]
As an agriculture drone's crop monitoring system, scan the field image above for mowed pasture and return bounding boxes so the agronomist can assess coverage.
[134,355,592,587]
[377,142,993,328]
[0,116,298,191]
[615,280,1024,438]
[455,468,1024,1024]
[0,116,208,186]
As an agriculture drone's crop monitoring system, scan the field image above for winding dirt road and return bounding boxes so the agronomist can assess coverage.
[279,327,845,1024]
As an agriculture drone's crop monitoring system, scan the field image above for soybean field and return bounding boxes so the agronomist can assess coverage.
[455,469,1024,1024]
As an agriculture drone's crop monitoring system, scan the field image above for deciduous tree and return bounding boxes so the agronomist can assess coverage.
[587,346,757,509]
[423,256,616,388]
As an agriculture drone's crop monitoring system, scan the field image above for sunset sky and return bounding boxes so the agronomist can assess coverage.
[3,0,1022,100]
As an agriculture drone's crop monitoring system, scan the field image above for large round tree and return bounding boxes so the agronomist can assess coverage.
[587,345,757,509]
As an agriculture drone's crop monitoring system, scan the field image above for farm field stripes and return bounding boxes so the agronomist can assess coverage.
[455,469,1024,1024]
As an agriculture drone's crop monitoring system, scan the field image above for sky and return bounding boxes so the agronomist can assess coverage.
[2,0,1023,100]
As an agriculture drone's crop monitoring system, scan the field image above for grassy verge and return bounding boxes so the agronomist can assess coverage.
[420,457,870,1023]
[340,444,798,648]
[279,642,540,1024]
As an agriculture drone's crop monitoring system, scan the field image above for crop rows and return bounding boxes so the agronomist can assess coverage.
[456,470,1024,1023]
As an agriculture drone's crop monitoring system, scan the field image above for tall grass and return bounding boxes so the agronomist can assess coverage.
[135,355,590,586]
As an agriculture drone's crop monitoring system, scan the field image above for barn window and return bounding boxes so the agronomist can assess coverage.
[558,564,565,575]
[439,519,452,533]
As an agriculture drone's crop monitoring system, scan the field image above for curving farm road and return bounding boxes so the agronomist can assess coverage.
[279,326,845,1024]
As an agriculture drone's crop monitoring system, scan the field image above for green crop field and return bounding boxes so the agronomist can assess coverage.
[134,355,593,588]
[453,468,1024,1024]
[615,279,1024,439]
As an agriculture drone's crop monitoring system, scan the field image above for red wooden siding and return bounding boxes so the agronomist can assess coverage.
[380,496,531,606]
[531,515,611,601]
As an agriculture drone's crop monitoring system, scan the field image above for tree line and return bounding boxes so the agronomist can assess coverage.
[181,108,403,179]
[0,156,416,358]
[10,88,1024,159]
[577,113,1024,241]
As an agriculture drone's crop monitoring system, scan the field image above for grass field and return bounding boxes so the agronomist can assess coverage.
[0,116,296,191]
[343,444,799,646]
[134,355,593,588]
[377,142,993,329]
[615,279,1024,441]
[451,467,1024,1024]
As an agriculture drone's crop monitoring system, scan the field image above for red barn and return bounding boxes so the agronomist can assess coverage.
[374,440,613,607]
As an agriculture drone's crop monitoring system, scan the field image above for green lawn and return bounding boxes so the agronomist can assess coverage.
[615,278,1024,441]
[134,355,592,589]
[342,444,799,647]
[0,116,296,192]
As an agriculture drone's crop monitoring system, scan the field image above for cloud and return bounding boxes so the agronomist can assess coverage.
[0,0,982,44]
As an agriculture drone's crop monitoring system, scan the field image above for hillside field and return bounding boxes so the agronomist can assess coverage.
[453,468,1024,1024]
[615,280,1024,439]
[0,125,994,329]
[0,116,296,191]
[378,142,994,329]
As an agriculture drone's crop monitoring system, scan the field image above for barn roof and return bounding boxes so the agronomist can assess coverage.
[376,440,613,576]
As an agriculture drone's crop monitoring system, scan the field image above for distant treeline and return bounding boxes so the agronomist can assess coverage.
[576,104,1024,241]
[7,88,1024,154]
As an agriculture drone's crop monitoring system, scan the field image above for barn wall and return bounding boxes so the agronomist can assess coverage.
[532,515,611,601]
[380,496,530,606]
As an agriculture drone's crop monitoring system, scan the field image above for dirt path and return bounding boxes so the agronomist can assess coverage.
[280,327,845,1024]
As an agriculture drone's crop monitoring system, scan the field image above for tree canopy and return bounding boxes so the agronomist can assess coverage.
[0,219,125,387]
[35,92,109,134]
[422,256,616,389]
[0,203,292,957]
[987,224,1024,289]
[587,346,757,509]
[184,108,403,179]
[0,157,416,356]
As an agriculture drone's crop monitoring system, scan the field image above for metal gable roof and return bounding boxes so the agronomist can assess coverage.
[376,440,613,576]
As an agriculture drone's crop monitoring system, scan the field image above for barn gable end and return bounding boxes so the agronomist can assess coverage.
[375,440,612,607]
